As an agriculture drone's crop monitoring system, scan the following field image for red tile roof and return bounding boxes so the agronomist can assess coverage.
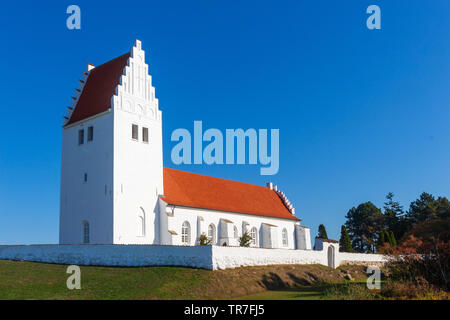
[65,53,130,126]
[162,167,300,221]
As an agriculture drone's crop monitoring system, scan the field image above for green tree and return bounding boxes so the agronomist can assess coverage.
[317,224,328,239]
[383,192,404,239]
[377,230,385,247]
[339,225,353,252]
[389,230,397,247]
[345,202,384,253]
[239,231,252,247]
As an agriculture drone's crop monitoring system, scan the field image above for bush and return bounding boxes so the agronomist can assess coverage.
[198,233,212,246]
[382,277,448,300]
[385,235,449,292]
[239,231,252,247]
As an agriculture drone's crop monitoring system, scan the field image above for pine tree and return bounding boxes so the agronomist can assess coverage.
[385,230,394,247]
[377,231,385,247]
[383,192,404,240]
[239,231,252,247]
[339,225,353,252]
[317,224,328,239]
[389,230,397,247]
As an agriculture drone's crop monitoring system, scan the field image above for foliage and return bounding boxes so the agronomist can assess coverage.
[345,192,450,252]
[317,224,328,239]
[239,231,252,247]
[385,230,449,292]
[383,192,405,239]
[198,233,212,246]
[345,202,384,253]
[339,225,353,252]
[389,231,397,247]
[322,282,381,300]
[381,277,448,300]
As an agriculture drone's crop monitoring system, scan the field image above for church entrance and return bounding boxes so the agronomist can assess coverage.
[327,246,335,268]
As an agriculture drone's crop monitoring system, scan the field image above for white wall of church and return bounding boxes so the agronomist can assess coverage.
[111,40,164,245]
[159,202,302,250]
[59,113,114,244]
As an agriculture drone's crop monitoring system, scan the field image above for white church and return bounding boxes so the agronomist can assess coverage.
[0,40,386,270]
[59,40,313,250]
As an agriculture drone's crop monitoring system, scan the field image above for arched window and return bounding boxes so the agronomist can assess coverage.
[282,228,288,247]
[234,225,238,239]
[82,221,90,244]
[250,227,258,246]
[181,221,190,245]
[208,224,216,244]
[137,208,145,236]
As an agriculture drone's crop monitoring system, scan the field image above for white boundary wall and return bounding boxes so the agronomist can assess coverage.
[0,245,386,270]
[0,245,213,269]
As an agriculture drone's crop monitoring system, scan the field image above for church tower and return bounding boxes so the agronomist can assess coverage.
[59,40,163,244]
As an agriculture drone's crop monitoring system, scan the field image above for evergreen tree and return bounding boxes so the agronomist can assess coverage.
[345,202,384,253]
[383,192,404,239]
[317,224,328,239]
[384,230,393,247]
[377,231,385,247]
[339,225,353,252]
[389,230,397,247]
[239,231,252,247]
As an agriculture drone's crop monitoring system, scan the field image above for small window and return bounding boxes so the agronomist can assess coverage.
[84,173,88,183]
[250,227,258,246]
[87,126,94,142]
[142,127,149,143]
[208,224,216,244]
[181,221,190,245]
[132,124,138,140]
[82,221,90,244]
[78,129,84,145]
[282,228,288,247]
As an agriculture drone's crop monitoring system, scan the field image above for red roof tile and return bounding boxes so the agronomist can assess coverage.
[162,167,300,221]
[65,53,130,126]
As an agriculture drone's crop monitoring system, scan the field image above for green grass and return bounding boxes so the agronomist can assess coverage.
[0,260,212,299]
[238,282,382,300]
[0,260,383,300]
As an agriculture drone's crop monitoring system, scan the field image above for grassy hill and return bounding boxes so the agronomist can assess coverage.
[0,260,371,300]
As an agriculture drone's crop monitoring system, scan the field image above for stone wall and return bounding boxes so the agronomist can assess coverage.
[0,244,386,270]
[0,244,213,269]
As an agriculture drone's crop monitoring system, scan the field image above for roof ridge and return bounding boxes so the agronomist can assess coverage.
[92,52,130,71]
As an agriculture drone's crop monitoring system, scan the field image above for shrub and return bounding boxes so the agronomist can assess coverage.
[239,231,252,247]
[198,233,212,246]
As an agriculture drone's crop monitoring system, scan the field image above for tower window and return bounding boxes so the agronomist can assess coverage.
[132,124,138,140]
[142,127,149,143]
[87,126,94,142]
[82,221,90,244]
[78,129,84,145]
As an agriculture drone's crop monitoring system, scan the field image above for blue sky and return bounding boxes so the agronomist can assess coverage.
[0,1,449,244]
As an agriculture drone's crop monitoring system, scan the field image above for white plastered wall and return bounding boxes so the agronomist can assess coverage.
[59,113,114,244]
[111,40,164,244]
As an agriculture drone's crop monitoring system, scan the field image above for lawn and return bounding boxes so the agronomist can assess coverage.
[0,260,378,300]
